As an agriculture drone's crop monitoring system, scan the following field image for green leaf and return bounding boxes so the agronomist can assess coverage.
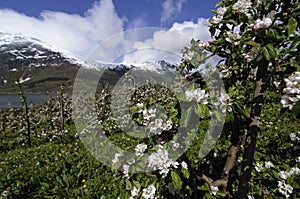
[56,176,64,187]
[246,41,261,48]
[197,183,210,191]
[125,179,132,190]
[262,47,271,61]
[169,107,178,120]
[292,5,300,16]
[288,17,297,36]
[217,190,226,197]
[181,168,190,179]
[266,29,278,40]
[171,171,183,191]
[195,103,210,119]
[213,111,225,122]
[204,193,216,199]
[290,37,300,50]
[225,112,234,123]
[62,172,69,188]
[181,106,193,127]
[265,44,278,60]
[40,182,50,188]
[177,92,189,102]
[132,180,141,190]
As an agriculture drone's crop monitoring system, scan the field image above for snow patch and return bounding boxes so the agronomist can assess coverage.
[19,77,31,84]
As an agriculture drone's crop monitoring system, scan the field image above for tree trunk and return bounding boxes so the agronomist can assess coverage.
[24,98,31,147]
[60,83,64,132]
[60,94,64,132]
[226,113,240,197]
[237,59,269,198]
[18,82,31,148]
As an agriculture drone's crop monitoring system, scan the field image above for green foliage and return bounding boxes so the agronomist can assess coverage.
[1,0,300,198]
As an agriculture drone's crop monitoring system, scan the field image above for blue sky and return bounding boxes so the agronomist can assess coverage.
[0,0,220,61]
[0,0,219,28]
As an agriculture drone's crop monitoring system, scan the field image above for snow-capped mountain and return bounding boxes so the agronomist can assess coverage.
[0,32,177,93]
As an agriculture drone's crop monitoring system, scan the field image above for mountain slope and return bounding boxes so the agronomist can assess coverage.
[0,32,177,94]
[0,32,83,93]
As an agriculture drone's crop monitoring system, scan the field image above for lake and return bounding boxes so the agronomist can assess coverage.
[0,94,58,110]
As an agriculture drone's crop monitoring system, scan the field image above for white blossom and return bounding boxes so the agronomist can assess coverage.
[217,7,227,16]
[136,103,144,108]
[210,185,219,196]
[214,91,232,113]
[185,88,209,104]
[130,187,140,198]
[135,144,147,157]
[148,119,173,135]
[273,81,280,88]
[123,164,129,178]
[142,108,156,122]
[183,51,194,61]
[265,161,274,168]
[278,180,293,198]
[209,6,227,26]
[181,161,188,169]
[232,0,252,17]
[142,184,156,199]
[112,153,122,165]
[225,31,242,45]
[253,17,273,29]
[172,142,180,149]
[148,147,179,178]
[198,41,209,48]
[281,72,300,110]
[209,15,223,25]
[290,167,300,175]
[289,132,298,141]
[255,162,263,172]
[279,171,290,180]
[1,191,9,197]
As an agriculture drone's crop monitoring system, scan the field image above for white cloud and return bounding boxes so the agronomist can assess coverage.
[0,0,124,57]
[122,18,211,64]
[161,0,187,24]
[0,0,212,65]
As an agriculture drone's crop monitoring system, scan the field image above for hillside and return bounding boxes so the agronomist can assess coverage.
[0,32,176,94]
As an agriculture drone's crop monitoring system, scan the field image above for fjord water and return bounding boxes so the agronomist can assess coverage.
[0,94,57,110]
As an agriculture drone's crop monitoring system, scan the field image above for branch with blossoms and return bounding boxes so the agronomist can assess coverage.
[180,0,299,198]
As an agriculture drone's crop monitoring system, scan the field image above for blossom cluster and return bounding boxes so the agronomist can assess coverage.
[278,181,293,198]
[281,71,300,110]
[209,0,253,26]
[277,167,300,197]
[252,17,273,30]
[209,7,227,25]
[215,91,232,113]
[225,31,242,46]
[135,143,147,156]
[185,88,209,104]
[289,131,300,141]
[232,0,252,17]
[141,107,173,135]
[112,144,148,177]
[130,184,157,199]
[142,184,156,199]
[148,146,179,178]
[278,167,300,180]
[254,161,274,172]
[182,41,208,62]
